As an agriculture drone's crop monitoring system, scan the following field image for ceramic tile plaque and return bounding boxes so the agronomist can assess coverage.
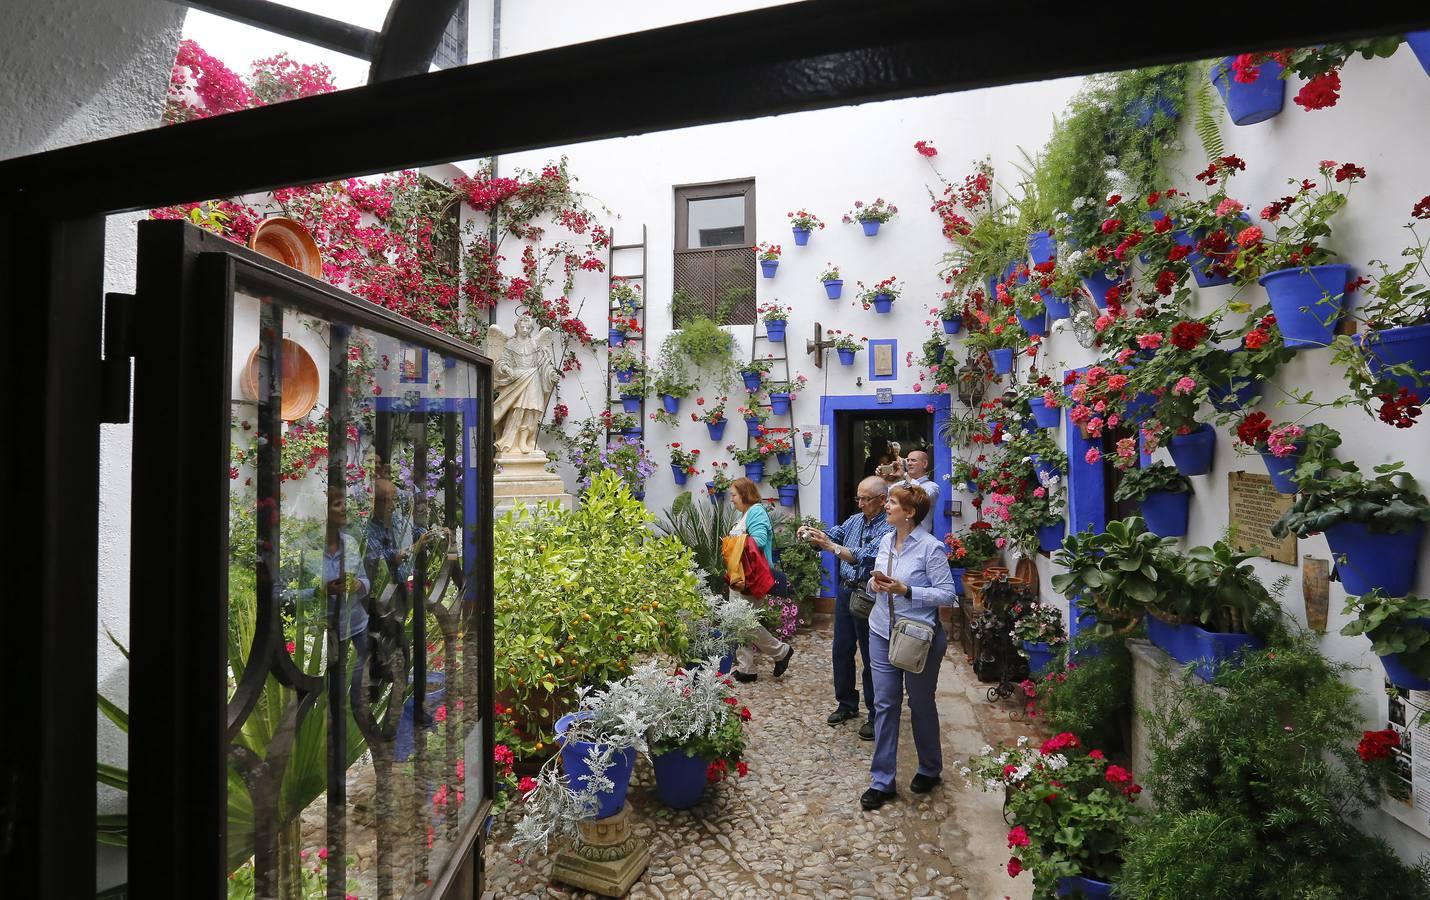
[1227,471,1297,565]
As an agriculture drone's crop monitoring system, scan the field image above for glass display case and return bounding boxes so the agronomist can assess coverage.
[127,220,494,899]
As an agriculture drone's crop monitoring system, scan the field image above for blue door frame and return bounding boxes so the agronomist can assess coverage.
[818,392,951,594]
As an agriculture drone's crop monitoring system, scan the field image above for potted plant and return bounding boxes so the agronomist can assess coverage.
[1064,364,1137,442]
[1341,590,1430,691]
[686,590,764,671]
[610,347,643,384]
[651,366,696,417]
[1232,412,1327,493]
[1168,540,1275,678]
[756,241,781,278]
[617,367,647,413]
[668,442,701,486]
[727,444,770,483]
[769,464,800,507]
[608,309,641,347]
[1051,517,1181,635]
[1210,54,1286,125]
[965,317,1025,376]
[787,209,824,246]
[737,357,773,393]
[736,402,770,434]
[827,330,866,366]
[765,375,807,416]
[854,276,902,314]
[1006,266,1050,337]
[934,290,965,333]
[1010,601,1067,675]
[1226,39,1404,115]
[1113,463,1193,537]
[819,263,844,299]
[1234,161,1365,350]
[758,302,791,342]
[690,395,730,441]
[842,197,899,236]
[1344,199,1430,396]
[641,664,750,809]
[967,735,1141,898]
[1272,460,1430,597]
[705,462,733,505]
[919,333,948,368]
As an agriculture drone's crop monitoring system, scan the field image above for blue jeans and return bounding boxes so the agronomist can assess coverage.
[869,626,947,792]
[833,585,875,720]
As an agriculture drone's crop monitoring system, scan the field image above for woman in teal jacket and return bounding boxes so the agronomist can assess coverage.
[729,478,795,683]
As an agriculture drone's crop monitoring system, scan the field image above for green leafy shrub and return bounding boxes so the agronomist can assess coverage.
[1121,636,1430,899]
[1027,632,1133,754]
[773,512,826,625]
[494,471,709,745]
[1112,461,1192,502]
[1341,590,1430,679]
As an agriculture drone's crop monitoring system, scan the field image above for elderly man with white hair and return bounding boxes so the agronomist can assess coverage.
[801,475,892,741]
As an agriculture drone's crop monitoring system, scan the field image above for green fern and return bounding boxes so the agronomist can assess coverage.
[1194,61,1225,163]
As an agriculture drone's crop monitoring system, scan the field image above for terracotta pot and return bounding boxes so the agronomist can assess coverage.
[248,215,323,278]
[239,339,320,422]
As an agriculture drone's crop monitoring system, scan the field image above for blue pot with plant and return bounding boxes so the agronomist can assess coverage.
[555,713,638,820]
[942,317,962,334]
[1030,454,1060,484]
[1211,56,1285,126]
[1258,264,1352,350]
[706,481,727,505]
[824,279,843,299]
[707,420,727,441]
[741,372,762,393]
[1022,640,1055,676]
[791,226,811,246]
[770,393,792,416]
[1175,227,1234,288]
[671,463,689,485]
[1191,627,1264,681]
[1167,424,1216,476]
[744,415,762,433]
[776,450,793,466]
[744,461,765,482]
[620,394,641,414]
[1260,449,1300,494]
[1141,490,1190,537]
[1146,616,1197,665]
[1057,876,1114,898]
[1043,291,1072,321]
[861,220,880,237]
[766,320,787,342]
[661,394,681,415]
[651,748,711,810]
[1324,522,1425,597]
[1355,322,1430,394]
[609,328,625,346]
[872,293,893,314]
[1028,230,1056,266]
[1081,269,1120,309]
[1038,519,1065,553]
[1016,309,1048,337]
[1128,94,1177,126]
[760,259,779,278]
[778,485,798,507]
[1382,650,1430,692]
[1115,463,1192,537]
[621,425,642,441]
[1029,398,1061,430]
[989,348,1014,375]
[615,367,634,384]
[837,348,855,366]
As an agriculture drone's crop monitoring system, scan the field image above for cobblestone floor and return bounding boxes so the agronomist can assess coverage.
[484,623,1042,900]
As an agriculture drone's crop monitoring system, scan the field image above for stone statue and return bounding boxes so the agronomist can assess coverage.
[487,314,560,455]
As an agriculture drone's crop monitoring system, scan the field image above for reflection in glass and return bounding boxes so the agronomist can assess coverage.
[227,289,483,898]
[686,195,746,248]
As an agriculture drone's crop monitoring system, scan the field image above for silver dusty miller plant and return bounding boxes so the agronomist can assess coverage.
[684,588,763,660]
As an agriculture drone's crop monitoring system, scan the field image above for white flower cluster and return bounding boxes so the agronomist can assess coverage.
[1071,196,1090,211]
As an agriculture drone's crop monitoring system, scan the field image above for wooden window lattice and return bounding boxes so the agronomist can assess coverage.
[672,246,756,325]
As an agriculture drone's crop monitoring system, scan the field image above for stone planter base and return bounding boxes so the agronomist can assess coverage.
[550,802,650,897]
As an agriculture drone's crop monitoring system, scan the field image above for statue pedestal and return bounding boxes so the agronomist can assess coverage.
[494,451,572,517]
[549,803,650,897]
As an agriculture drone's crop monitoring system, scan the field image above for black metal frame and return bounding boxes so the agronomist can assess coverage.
[3,3,1430,896]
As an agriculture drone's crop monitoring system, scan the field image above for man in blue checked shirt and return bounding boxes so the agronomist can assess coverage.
[801,476,892,740]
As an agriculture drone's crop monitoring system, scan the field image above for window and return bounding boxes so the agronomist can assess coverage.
[433,1,469,70]
[673,179,756,326]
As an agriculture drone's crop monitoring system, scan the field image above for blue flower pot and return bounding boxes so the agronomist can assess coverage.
[706,420,727,441]
[1409,31,1430,77]
[949,566,966,596]
[1016,309,1048,337]
[965,480,978,494]
[1140,489,1190,537]
[615,367,634,384]
[942,317,962,334]
[1028,230,1057,266]
[1147,617,1197,666]
[766,320,787,342]
[662,394,681,415]
[1029,398,1061,430]
[621,426,642,441]
[932,344,946,364]
[1355,323,1430,394]
[1260,449,1300,494]
[1259,264,1352,350]
[776,450,793,466]
[1324,521,1425,597]
[620,395,641,414]
[861,220,880,237]
[744,416,762,433]
[744,461,765,483]
[555,713,638,820]
[770,392,792,416]
[394,672,446,762]
[742,371,764,392]
[652,748,710,810]
[792,226,811,246]
[872,294,893,314]
[1212,56,1286,126]
[1023,640,1056,676]
[1030,453,1060,484]
[1168,424,1216,476]
[1038,520,1065,553]
[824,279,843,299]
[672,464,689,485]
[760,259,779,278]
[1208,367,1261,412]
[608,328,625,346]
[778,484,799,507]
[837,348,855,366]
[1044,291,1072,321]
[1129,94,1178,127]
[989,348,1014,375]
[1177,228,1233,288]
[1192,627,1264,681]
[718,652,733,674]
[1379,621,1430,690]
[705,482,727,505]
[1081,270,1120,309]
[1057,875,1114,898]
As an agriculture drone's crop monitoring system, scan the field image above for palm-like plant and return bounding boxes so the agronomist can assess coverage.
[656,492,739,594]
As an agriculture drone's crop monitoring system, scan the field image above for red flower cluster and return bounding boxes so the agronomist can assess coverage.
[1039,732,1080,755]
[1358,728,1401,762]
[913,140,938,158]
[1236,411,1272,447]
[1006,825,1030,848]
[1415,196,1430,221]
[1294,70,1341,111]
[1170,320,1209,351]
[1378,388,1422,429]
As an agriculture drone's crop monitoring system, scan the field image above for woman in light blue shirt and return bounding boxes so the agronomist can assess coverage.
[860,483,956,810]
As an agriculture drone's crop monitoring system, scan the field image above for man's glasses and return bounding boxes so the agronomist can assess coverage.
[855,495,881,503]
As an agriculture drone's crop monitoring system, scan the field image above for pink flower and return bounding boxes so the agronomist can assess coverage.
[1033,487,1046,498]
[995,537,1007,548]
[1085,448,1102,464]
[1236,226,1264,248]
[1215,198,1244,217]
[1117,348,1136,365]
[1173,377,1197,395]
[1137,333,1163,350]
[1106,374,1128,391]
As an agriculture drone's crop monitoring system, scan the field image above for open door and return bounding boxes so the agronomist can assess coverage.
[124,220,494,899]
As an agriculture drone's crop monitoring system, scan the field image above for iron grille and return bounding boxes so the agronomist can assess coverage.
[672,246,756,325]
